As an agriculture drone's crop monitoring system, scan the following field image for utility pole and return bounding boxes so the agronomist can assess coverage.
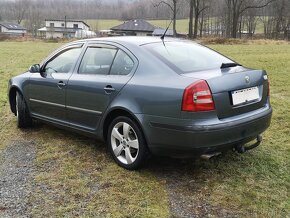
[65,15,67,38]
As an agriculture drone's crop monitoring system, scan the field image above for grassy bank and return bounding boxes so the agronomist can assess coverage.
[0,40,289,217]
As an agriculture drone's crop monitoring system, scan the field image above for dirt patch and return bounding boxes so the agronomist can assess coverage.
[0,140,36,217]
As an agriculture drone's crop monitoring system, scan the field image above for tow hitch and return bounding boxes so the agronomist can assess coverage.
[235,135,262,153]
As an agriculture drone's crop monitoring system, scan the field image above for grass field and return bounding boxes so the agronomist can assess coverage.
[85,19,190,33]
[0,40,289,217]
[85,19,265,34]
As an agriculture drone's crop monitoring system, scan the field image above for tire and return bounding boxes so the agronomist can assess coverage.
[16,91,32,128]
[107,116,148,170]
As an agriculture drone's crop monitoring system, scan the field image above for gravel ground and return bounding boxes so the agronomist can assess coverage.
[0,140,36,218]
[0,137,237,217]
[148,157,239,218]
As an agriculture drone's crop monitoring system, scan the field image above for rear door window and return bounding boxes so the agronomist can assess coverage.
[79,45,135,76]
[79,47,117,75]
[110,50,134,75]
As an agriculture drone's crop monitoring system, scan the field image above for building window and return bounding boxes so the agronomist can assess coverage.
[73,24,78,29]
[50,23,54,27]
[61,23,64,27]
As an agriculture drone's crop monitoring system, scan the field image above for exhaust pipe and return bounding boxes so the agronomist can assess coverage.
[200,152,221,160]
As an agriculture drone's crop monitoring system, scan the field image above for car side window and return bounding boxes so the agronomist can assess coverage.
[79,47,117,75]
[44,47,82,74]
[110,50,134,75]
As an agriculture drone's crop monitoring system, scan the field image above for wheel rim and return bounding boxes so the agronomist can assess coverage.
[111,122,139,165]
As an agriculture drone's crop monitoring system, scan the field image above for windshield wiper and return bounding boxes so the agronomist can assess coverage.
[221,63,241,69]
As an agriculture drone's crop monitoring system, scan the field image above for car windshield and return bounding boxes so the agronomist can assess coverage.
[143,41,234,73]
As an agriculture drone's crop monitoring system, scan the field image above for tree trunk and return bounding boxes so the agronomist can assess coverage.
[226,0,232,37]
[173,0,177,37]
[193,0,199,39]
[232,12,239,38]
[199,10,204,37]
[188,0,194,38]
[193,12,199,38]
[238,16,242,38]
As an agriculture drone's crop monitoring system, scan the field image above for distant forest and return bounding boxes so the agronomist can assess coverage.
[0,0,289,39]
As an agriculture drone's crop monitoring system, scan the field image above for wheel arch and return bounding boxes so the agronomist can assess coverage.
[8,86,22,115]
[102,107,150,150]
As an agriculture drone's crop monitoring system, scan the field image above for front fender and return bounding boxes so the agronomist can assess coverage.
[8,72,31,114]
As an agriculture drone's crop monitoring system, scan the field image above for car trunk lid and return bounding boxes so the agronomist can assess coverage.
[181,66,269,119]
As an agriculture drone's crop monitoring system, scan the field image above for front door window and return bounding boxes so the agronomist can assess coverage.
[45,47,82,74]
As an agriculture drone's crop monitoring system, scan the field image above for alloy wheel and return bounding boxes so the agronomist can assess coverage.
[110,122,139,165]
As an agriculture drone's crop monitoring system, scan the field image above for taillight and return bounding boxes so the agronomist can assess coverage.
[264,74,270,96]
[182,80,215,112]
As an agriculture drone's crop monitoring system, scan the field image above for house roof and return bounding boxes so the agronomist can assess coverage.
[45,19,90,28]
[0,22,26,30]
[152,28,174,36]
[111,19,156,33]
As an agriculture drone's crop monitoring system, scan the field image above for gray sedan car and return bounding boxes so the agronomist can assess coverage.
[8,37,272,170]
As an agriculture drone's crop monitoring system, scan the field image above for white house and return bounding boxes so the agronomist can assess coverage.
[75,29,96,38]
[38,19,90,39]
[0,22,26,36]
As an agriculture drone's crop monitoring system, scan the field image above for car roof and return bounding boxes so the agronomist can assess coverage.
[74,36,191,47]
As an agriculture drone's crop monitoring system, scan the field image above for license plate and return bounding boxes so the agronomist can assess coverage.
[232,86,259,106]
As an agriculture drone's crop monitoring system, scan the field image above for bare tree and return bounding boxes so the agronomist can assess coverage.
[188,0,209,38]
[10,0,29,24]
[154,0,179,37]
[272,0,289,39]
[1,0,289,40]
[243,8,257,37]
[24,3,43,37]
[225,0,275,38]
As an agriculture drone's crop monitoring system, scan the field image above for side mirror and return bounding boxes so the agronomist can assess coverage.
[29,64,40,73]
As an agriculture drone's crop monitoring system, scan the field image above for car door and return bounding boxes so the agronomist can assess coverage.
[66,43,137,131]
[29,44,83,123]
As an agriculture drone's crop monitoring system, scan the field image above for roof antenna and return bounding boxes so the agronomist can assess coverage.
[161,19,173,41]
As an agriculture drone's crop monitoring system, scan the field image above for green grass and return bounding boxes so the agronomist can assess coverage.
[0,41,61,150]
[85,18,265,34]
[0,41,169,217]
[0,40,289,217]
[205,43,290,216]
[85,19,194,33]
[85,19,185,32]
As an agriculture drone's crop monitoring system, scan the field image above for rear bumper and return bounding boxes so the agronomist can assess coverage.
[137,105,272,157]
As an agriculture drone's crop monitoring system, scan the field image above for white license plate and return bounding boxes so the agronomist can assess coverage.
[232,86,259,106]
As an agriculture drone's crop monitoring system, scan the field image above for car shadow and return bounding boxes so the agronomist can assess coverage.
[31,120,237,173]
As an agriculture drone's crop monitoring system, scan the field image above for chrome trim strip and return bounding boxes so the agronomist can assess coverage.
[30,98,102,115]
[31,113,96,132]
[66,105,102,115]
[30,98,65,108]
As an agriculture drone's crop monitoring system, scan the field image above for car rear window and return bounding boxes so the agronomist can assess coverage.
[143,41,234,73]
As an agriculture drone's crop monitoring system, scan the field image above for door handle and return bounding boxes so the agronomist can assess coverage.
[104,85,115,93]
[57,81,66,89]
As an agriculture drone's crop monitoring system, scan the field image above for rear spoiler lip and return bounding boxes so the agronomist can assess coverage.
[220,63,242,69]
